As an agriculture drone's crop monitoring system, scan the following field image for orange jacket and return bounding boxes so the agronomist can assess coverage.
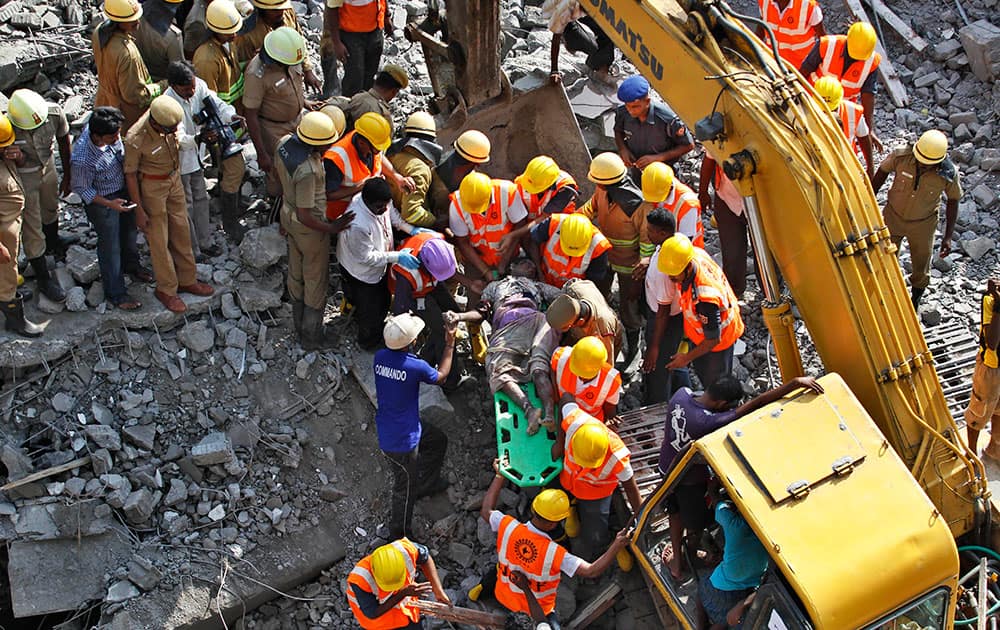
[449,179,521,267]
[759,0,823,68]
[540,214,612,288]
[514,170,578,219]
[346,538,421,629]
[560,406,632,500]
[838,99,866,150]
[391,232,441,298]
[677,247,744,349]
[494,514,567,616]
[810,35,881,102]
[324,131,383,220]
[652,180,703,248]
[551,346,622,421]
[338,0,387,33]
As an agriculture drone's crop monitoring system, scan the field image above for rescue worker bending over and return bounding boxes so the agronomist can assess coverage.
[545,280,623,361]
[514,155,579,220]
[813,76,874,179]
[532,213,611,289]
[344,64,409,132]
[551,336,622,423]
[386,112,443,229]
[430,130,491,216]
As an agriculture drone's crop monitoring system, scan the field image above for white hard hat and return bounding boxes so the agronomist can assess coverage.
[536,624,553,630]
[383,313,425,350]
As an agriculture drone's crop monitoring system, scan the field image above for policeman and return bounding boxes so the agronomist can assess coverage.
[276,112,352,348]
[124,96,215,314]
[244,26,309,197]
[550,336,622,422]
[132,0,185,82]
[613,75,695,181]
[7,89,74,303]
[344,64,409,132]
[0,114,42,337]
[386,112,443,229]
[428,129,491,217]
[234,0,322,92]
[92,0,163,130]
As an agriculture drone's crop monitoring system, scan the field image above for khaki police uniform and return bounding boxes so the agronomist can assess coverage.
[194,38,247,195]
[233,8,313,70]
[0,159,24,301]
[276,134,329,310]
[388,147,437,228]
[879,146,963,290]
[92,29,160,130]
[124,113,197,296]
[345,88,391,132]
[133,17,184,82]
[16,103,69,260]
[243,54,305,194]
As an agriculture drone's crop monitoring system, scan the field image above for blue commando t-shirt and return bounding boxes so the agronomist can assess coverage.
[373,349,439,453]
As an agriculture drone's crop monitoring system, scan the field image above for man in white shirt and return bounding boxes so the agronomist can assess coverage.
[338,177,426,350]
[165,61,242,259]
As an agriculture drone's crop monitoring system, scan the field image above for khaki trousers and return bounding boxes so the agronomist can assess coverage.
[885,207,937,290]
[19,157,60,259]
[0,212,21,301]
[220,151,246,194]
[281,206,329,310]
[141,175,197,296]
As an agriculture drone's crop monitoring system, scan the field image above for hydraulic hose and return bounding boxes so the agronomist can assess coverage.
[955,546,1000,625]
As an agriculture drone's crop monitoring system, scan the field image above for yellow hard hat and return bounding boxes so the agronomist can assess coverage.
[657,233,695,276]
[354,112,392,152]
[569,336,608,380]
[0,114,15,148]
[846,22,877,60]
[319,104,347,138]
[251,0,292,10]
[149,95,183,127]
[8,89,48,131]
[296,111,338,146]
[532,489,571,522]
[641,162,674,203]
[813,76,843,112]
[558,214,594,257]
[454,130,491,164]
[914,129,949,165]
[263,26,305,66]
[587,152,627,186]
[458,172,493,214]
[206,0,243,34]
[103,0,142,21]
[382,64,409,89]
[371,544,408,592]
[521,156,560,195]
[571,422,610,469]
[403,111,436,137]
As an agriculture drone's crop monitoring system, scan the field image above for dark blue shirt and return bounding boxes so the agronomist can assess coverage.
[658,388,737,478]
[374,349,439,453]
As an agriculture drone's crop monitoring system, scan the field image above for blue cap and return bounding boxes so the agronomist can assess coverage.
[617,75,650,102]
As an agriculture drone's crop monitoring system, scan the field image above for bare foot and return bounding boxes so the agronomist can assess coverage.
[526,407,542,435]
[660,543,685,580]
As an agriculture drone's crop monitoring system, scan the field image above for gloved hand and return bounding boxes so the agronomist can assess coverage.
[411,227,436,235]
[397,251,421,270]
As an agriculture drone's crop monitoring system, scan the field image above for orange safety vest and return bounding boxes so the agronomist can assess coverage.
[514,170,578,220]
[346,538,421,629]
[541,214,612,289]
[677,247,744,349]
[838,100,865,150]
[494,514,566,616]
[324,131,383,220]
[811,35,881,102]
[449,179,521,267]
[338,0,387,33]
[560,407,632,500]
[550,346,622,422]
[391,232,440,299]
[759,0,822,68]
[653,180,704,248]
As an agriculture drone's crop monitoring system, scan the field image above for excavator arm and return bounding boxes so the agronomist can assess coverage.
[579,0,987,535]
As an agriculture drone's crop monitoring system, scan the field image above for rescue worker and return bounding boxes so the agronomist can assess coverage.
[124,95,215,313]
[531,212,612,289]
[641,161,702,249]
[698,155,753,300]
[552,392,642,560]
[579,152,648,364]
[234,0,322,92]
[800,22,881,149]
[814,76,874,179]
[346,539,450,629]
[133,0,185,82]
[7,89,72,303]
[344,64,409,132]
[551,336,622,422]
[872,130,961,308]
[965,279,1000,461]
[244,26,308,197]
[544,0,615,84]
[472,467,630,626]
[545,279,623,360]
[324,0,388,97]
[657,234,745,389]
[93,0,164,130]
[613,75,695,182]
[514,155,579,220]
[386,112,443,229]
[429,129,491,217]
[757,0,825,68]
[0,113,43,337]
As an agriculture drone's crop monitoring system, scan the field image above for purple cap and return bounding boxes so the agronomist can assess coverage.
[419,237,457,281]
[617,75,650,102]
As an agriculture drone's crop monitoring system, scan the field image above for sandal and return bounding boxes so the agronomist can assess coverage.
[113,298,142,311]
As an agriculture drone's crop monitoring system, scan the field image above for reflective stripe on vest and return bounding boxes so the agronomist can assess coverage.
[541,214,611,288]
[815,35,880,100]
[560,411,630,500]
[339,0,386,33]
[346,539,420,629]
[761,0,820,60]
[494,514,565,615]
[392,232,440,298]
[515,170,578,219]
[217,72,245,104]
[324,131,383,219]
[655,182,704,248]
[449,180,518,267]
[838,100,864,150]
[551,347,620,421]
[677,248,745,349]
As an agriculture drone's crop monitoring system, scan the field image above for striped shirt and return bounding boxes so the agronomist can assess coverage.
[70,126,126,204]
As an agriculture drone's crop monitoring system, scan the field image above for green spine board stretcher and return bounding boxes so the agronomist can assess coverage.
[494,382,562,487]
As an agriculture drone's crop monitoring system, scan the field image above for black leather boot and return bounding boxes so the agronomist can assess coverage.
[220,192,246,243]
[3,295,43,337]
[29,256,65,302]
[43,221,78,258]
[911,287,925,309]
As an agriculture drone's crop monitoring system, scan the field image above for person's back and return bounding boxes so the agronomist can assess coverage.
[658,386,738,476]
[711,501,768,590]
[373,347,439,453]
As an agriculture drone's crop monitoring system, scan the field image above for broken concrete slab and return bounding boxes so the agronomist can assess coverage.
[960,20,1000,83]
[65,245,100,284]
[122,424,156,451]
[239,225,286,270]
[190,432,234,466]
[350,349,456,419]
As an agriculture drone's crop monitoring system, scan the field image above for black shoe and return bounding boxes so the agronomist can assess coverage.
[911,287,925,309]
[28,256,65,303]
[416,478,450,499]
[3,295,43,338]
[43,221,77,258]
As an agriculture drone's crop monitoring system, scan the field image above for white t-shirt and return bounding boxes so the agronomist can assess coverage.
[644,245,681,314]
[488,510,583,577]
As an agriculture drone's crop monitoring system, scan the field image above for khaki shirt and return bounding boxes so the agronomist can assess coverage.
[0,160,24,222]
[15,104,70,172]
[276,135,326,221]
[243,55,305,123]
[346,89,392,132]
[563,278,623,358]
[183,0,209,58]
[193,38,243,109]
[124,114,181,176]
[233,9,313,70]
[880,147,962,223]
[388,147,435,226]
[92,29,155,112]
[133,20,184,82]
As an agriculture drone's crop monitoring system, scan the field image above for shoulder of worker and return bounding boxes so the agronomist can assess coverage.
[936,157,958,181]
[246,55,265,78]
[124,117,149,148]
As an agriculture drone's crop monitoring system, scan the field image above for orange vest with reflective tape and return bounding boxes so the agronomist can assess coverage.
[390,232,441,299]
[449,179,520,267]
[346,538,421,629]
[560,408,631,500]
[550,346,621,421]
[653,181,704,248]
[324,131,383,220]
[338,0,387,33]
[811,35,881,102]
[541,214,612,288]
[759,0,822,68]
[514,170,578,220]
[677,247,744,349]
[838,100,865,151]
[494,514,566,616]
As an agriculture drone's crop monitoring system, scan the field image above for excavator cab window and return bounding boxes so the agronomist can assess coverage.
[863,587,950,630]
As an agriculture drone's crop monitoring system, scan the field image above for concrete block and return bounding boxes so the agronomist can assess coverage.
[64,245,99,284]
[933,38,964,61]
[959,20,1000,83]
[178,320,215,353]
[85,424,122,451]
[191,432,234,466]
[122,424,156,451]
[238,225,286,270]
[123,489,155,523]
